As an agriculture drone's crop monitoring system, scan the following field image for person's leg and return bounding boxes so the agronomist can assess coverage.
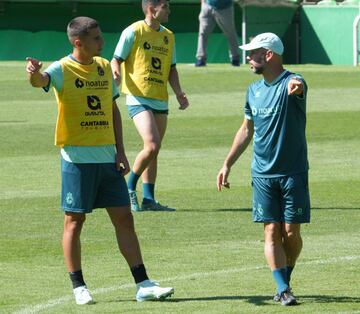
[281,172,310,286]
[213,5,240,63]
[264,222,289,295]
[62,211,93,305]
[106,206,174,301]
[62,212,86,274]
[127,110,161,211]
[252,177,295,304]
[131,110,161,186]
[106,206,144,267]
[282,223,302,285]
[141,113,167,204]
[196,2,216,63]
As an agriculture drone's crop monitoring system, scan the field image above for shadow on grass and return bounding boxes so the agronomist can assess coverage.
[216,207,360,212]
[109,294,360,306]
[179,208,252,212]
[216,208,252,212]
[312,207,360,211]
[168,294,360,305]
[168,295,271,305]
[300,295,360,303]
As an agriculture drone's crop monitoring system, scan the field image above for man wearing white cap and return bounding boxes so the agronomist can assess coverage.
[217,33,310,306]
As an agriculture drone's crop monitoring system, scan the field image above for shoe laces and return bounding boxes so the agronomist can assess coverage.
[76,286,91,298]
[280,288,294,299]
[129,192,139,202]
[149,280,159,286]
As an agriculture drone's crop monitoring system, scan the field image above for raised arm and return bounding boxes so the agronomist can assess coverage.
[217,118,254,191]
[26,57,49,88]
[168,66,189,110]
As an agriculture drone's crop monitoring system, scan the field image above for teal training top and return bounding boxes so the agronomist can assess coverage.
[244,70,309,178]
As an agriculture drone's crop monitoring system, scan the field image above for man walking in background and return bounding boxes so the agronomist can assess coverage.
[111,0,189,212]
[217,33,310,306]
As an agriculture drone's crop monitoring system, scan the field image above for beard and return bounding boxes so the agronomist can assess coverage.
[251,64,264,75]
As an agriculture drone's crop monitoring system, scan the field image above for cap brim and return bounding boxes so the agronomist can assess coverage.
[239,42,262,51]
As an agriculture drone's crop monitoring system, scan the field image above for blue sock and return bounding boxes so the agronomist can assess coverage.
[142,183,155,204]
[127,171,140,192]
[286,265,294,285]
[272,268,289,294]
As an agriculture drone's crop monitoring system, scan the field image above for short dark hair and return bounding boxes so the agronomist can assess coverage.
[141,0,169,13]
[67,16,99,43]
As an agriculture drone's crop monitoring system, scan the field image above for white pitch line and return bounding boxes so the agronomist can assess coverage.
[13,255,360,314]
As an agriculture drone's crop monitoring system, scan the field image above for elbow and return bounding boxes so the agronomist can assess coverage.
[29,80,43,88]
[242,126,253,140]
[247,127,254,139]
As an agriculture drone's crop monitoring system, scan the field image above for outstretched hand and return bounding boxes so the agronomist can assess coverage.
[26,57,42,74]
[176,92,189,110]
[288,77,303,95]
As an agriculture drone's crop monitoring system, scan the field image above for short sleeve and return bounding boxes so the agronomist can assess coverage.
[113,26,135,61]
[44,61,63,92]
[244,89,253,120]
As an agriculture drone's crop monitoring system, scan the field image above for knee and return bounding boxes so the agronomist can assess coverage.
[283,228,301,242]
[64,214,86,233]
[144,141,161,157]
[115,211,136,232]
[264,223,282,244]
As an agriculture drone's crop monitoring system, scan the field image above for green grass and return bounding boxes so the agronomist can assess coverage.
[1,62,360,313]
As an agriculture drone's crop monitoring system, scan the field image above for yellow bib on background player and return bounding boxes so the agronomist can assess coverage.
[121,21,174,101]
[54,56,115,147]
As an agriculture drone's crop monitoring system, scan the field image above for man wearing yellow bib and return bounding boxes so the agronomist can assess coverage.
[26,16,174,305]
[111,0,190,212]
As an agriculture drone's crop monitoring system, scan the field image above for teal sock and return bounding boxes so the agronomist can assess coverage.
[142,183,155,204]
[286,265,294,285]
[127,171,140,192]
[272,268,289,294]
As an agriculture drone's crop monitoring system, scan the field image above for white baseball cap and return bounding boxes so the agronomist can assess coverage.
[239,32,284,56]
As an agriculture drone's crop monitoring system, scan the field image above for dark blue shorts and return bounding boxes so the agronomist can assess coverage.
[61,159,130,213]
[127,104,168,118]
[252,172,311,224]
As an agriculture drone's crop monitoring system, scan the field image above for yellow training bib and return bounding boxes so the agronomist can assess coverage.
[54,56,115,147]
[122,21,175,101]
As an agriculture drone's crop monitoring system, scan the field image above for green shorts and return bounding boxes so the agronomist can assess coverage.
[252,172,310,224]
[61,158,130,213]
[127,104,168,118]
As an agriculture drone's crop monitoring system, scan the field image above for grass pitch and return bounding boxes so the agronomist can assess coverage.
[1,62,360,313]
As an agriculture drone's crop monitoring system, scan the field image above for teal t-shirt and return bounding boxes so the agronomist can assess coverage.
[244,70,309,178]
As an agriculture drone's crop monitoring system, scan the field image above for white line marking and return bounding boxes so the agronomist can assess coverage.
[13,255,360,314]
